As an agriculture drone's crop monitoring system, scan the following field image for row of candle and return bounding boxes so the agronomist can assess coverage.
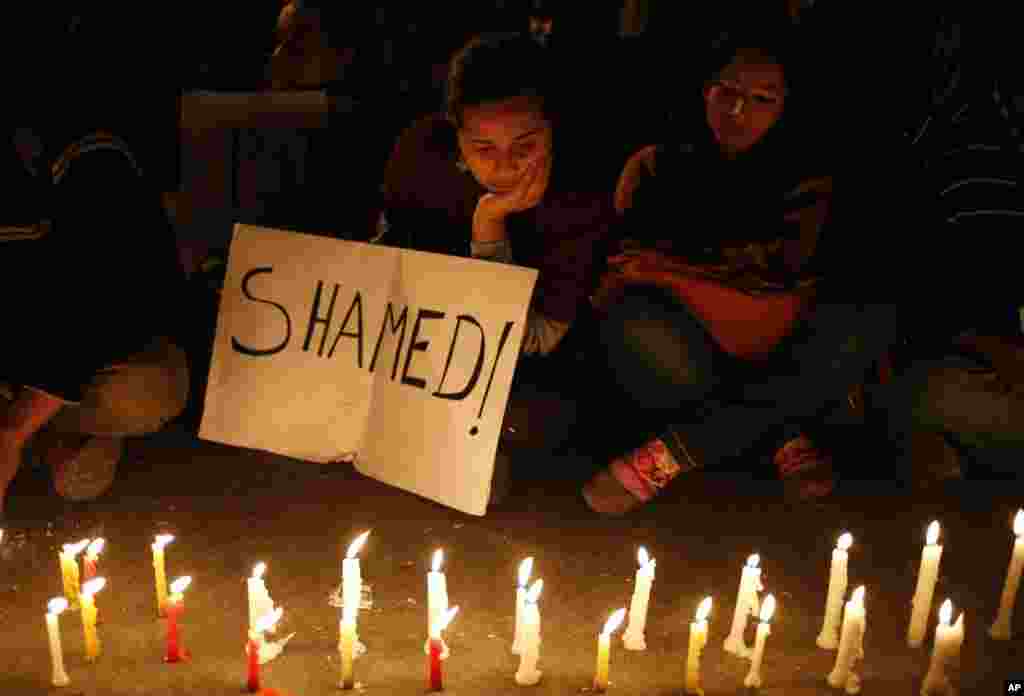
[36,508,1024,694]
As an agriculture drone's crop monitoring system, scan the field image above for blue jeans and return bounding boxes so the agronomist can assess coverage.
[600,287,903,469]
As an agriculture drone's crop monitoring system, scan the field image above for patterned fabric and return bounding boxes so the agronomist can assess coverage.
[609,437,692,502]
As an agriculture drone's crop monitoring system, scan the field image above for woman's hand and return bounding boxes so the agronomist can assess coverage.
[471,155,551,242]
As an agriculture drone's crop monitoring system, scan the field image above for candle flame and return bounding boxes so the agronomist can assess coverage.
[696,596,712,622]
[526,578,544,603]
[253,562,266,579]
[1014,510,1023,536]
[746,553,760,568]
[852,585,866,605]
[939,599,952,625]
[926,521,940,545]
[431,548,444,573]
[837,532,853,551]
[170,576,192,594]
[63,538,91,556]
[82,577,106,596]
[154,534,174,549]
[255,606,283,633]
[602,608,627,635]
[518,557,534,587]
[86,538,106,558]
[346,530,370,559]
[48,597,69,615]
[638,546,649,567]
[760,594,776,622]
[954,612,964,630]
[436,605,459,633]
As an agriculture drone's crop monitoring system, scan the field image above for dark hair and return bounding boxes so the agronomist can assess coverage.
[445,32,555,129]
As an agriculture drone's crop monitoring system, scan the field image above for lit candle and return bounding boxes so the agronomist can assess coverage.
[165,576,192,663]
[80,577,106,662]
[247,606,283,693]
[428,606,459,692]
[623,547,656,651]
[817,532,853,649]
[45,597,71,687]
[58,539,90,610]
[82,538,105,581]
[152,534,174,617]
[828,586,867,693]
[989,509,1024,640]
[593,608,626,693]
[909,521,943,648]
[515,579,543,686]
[247,563,274,632]
[425,549,450,658]
[724,554,763,657]
[512,556,534,655]
[743,594,776,689]
[922,599,964,696]
[685,597,712,696]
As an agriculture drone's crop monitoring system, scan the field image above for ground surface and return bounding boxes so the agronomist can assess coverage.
[1,425,1022,696]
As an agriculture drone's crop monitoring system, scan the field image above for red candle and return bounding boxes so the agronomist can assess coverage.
[83,557,97,581]
[428,638,443,691]
[164,576,191,663]
[246,636,261,692]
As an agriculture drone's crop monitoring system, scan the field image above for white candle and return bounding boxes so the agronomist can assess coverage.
[515,579,543,685]
[743,594,776,689]
[249,606,283,663]
[989,509,1024,640]
[724,554,762,657]
[593,608,626,693]
[623,547,656,651]
[817,532,853,649]
[909,521,943,648]
[685,597,712,696]
[425,549,451,658]
[247,563,274,632]
[512,556,533,655]
[828,586,866,693]
[45,597,71,687]
[343,531,370,619]
[922,600,964,696]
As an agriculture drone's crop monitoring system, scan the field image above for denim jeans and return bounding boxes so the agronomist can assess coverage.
[599,286,904,470]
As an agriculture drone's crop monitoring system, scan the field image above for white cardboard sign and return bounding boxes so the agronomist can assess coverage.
[199,224,537,515]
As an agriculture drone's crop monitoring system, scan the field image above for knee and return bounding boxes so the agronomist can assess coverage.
[98,346,191,436]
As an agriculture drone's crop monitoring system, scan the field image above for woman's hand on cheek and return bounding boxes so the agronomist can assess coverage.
[474,154,551,225]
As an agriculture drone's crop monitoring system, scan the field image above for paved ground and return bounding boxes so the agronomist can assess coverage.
[1,423,1022,696]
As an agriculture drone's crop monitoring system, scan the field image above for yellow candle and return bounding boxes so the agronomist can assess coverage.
[514,579,543,686]
[339,613,357,689]
[45,598,70,687]
[909,521,943,647]
[593,608,626,693]
[990,509,1024,640]
[685,597,712,695]
[818,532,853,650]
[623,547,656,651]
[743,594,776,689]
[80,577,106,662]
[512,556,534,655]
[152,534,174,617]
[58,539,90,609]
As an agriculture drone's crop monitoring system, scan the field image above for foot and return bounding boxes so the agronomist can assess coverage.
[582,467,643,515]
[774,434,836,501]
[45,434,123,502]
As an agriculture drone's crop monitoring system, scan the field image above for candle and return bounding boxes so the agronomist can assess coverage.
[247,607,283,693]
[428,605,459,692]
[425,549,450,658]
[165,576,192,663]
[743,594,776,689]
[908,521,943,647]
[623,547,656,651]
[80,577,105,662]
[989,509,1024,640]
[724,554,763,657]
[593,607,626,693]
[82,538,105,581]
[922,600,965,696]
[45,597,71,687]
[247,563,274,632]
[828,586,867,693]
[58,539,90,609]
[515,579,543,686]
[343,530,370,620]
[512,556,534,655]
[685,596,712,696]
[817,532,853,649]
[339,612,357,690]
[152,534,174,617]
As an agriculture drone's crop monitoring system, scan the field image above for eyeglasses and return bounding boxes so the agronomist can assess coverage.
[705,80,785,114]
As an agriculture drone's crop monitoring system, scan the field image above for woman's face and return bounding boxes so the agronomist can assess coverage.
[456,95,553,194]
[705,57,786,155]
